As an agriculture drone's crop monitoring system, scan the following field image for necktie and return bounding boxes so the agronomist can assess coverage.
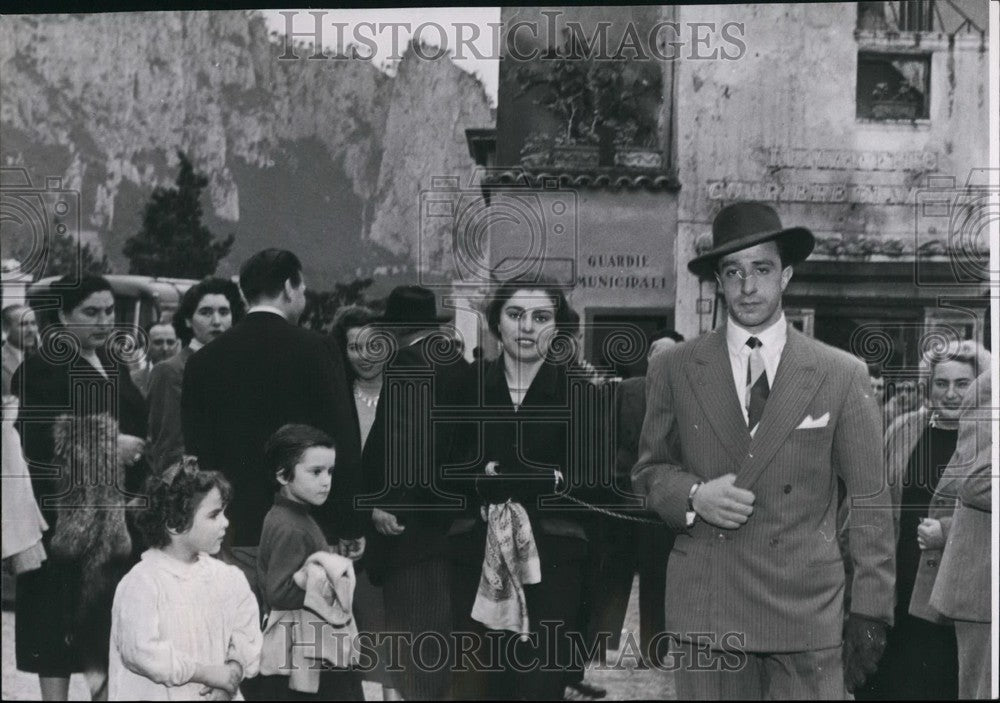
[745,336,769,432]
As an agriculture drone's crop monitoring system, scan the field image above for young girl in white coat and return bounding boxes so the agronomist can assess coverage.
[109,458,262,700]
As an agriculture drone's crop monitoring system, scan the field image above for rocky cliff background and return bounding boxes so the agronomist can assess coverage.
[0,11,495,290]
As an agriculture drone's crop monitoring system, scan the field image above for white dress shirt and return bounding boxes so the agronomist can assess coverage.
[247,304,287,320]
[725,312,787,429]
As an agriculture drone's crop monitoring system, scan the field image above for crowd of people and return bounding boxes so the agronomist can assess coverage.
[0,200,993,701]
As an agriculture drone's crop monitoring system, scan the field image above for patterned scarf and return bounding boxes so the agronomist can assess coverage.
[470,500,542,639]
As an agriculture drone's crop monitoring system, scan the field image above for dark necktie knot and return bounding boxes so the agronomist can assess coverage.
[746,336,762,350]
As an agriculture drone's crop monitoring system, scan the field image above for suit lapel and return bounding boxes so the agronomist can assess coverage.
[735,327,826,490]
[686,330,750,468]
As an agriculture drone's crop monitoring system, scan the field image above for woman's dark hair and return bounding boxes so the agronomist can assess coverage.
[53,274,114,315]
[173,277,246,346]
[135,456,232,548]
[264,423,336,482]
[239,249,302,304]
[485,277,576,341]
[330,305,380,383]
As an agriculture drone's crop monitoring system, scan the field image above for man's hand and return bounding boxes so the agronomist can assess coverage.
[690,473,754,529]
[842,614,887,693]
[337,536,366,560]
[916,518,944,551]
[372,508,405,536]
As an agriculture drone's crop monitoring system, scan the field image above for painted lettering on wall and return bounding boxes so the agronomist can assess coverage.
[763,147,938,172]
[578,252,667,289]
[707,146,942,204]
[577,275,668,289]
[706,180,920,205]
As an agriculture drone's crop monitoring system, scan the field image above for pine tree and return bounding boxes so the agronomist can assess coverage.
[124,152,234,278]
[36,230,112,278]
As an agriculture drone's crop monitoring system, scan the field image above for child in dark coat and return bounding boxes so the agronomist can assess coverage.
[255,424,364,701]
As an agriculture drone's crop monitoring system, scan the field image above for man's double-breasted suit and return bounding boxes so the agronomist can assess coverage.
[633,324,896,654]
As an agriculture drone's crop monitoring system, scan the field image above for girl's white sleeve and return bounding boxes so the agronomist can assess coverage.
[113,571,198,686]
[225,566,263,679]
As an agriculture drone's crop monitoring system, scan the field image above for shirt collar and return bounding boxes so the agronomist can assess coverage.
[247,304,288,320]
[188,338,205,353]
[726,312,787,356]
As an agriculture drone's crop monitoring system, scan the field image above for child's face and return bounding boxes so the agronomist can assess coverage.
[178,486,229,555]
[279,446,336,506]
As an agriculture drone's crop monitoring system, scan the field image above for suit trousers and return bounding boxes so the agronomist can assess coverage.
[352,567,398,690]
[382,557,453,700]
[955,621,992,700]
[669,640,845,700]
[579,518,673,665]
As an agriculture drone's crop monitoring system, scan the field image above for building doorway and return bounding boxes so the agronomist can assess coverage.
[587,308,673,378]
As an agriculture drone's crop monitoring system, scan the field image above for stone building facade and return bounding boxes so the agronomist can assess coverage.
[465,2,989,376]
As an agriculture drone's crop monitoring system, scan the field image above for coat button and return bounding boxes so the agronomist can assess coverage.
[769,538,779,547]
[783,484,792,494]
[717,533,726,541]
[928,559,938,567]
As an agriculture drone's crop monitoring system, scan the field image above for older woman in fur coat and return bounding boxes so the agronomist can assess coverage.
[12,275,148,701]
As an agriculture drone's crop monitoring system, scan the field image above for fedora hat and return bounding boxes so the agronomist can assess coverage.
[381,285,451,327]
[687,202,814,279]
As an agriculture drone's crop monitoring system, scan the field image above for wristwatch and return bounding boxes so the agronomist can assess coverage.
[686,481,703,528]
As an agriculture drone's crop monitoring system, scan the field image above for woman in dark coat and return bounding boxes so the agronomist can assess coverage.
[330,304,400,701]
[13,275,148,700]
[447,278,615,701]
[146,277,244,474]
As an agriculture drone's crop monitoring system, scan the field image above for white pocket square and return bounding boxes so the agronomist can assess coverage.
[796,412,829,429]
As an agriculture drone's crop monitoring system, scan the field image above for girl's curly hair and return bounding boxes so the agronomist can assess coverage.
[135,456,233,548]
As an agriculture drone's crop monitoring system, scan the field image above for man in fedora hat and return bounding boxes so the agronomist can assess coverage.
[632,202,895,698]
[360,284,470,700]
